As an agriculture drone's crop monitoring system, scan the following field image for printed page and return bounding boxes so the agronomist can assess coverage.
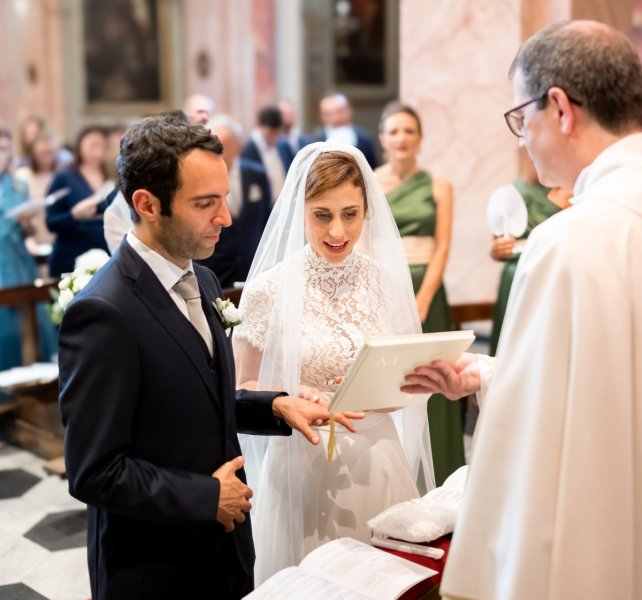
[243,566,371,600]
[299,538,437,599]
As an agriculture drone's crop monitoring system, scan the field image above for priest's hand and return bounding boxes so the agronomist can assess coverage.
[272,395,365,445]
[212,456,253,533]
[401,352,481,399]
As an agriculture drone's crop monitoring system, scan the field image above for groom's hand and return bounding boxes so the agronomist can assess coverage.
[273,396,365,445]
[212,456,253,533]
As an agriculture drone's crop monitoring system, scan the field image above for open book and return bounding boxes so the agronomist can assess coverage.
[243,537,437,600]
[329,330,475,412]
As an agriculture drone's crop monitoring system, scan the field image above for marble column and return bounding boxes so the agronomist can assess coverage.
[400,0,634,304]
[182,0,278,132]
[0,0,67,145]
[400,0,521,304]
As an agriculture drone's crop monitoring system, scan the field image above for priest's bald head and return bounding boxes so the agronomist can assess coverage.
[504,20,642,188]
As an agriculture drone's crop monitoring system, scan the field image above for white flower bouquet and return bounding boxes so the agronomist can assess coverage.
[50,249,110,324]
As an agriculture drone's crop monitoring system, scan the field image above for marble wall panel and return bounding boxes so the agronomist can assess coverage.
[401,0,633,304]
[0,0,67,146]
[182,0,277,132]
[400,0,522,303]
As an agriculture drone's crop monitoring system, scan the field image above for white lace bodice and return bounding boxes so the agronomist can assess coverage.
[235,245,398,393]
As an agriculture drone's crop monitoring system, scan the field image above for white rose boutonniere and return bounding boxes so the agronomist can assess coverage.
[213,297,242,329]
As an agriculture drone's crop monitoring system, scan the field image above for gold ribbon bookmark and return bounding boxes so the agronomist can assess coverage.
[327,413,336,463]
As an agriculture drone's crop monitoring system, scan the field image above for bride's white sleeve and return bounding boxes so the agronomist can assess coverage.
[232,278,271,386]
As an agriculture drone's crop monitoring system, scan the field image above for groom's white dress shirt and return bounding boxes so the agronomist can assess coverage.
[126,231,214,352]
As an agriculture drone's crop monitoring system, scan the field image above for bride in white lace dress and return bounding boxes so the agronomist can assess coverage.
[233,143,434,584]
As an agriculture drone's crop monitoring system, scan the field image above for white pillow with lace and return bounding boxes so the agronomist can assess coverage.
[368,465,468,543]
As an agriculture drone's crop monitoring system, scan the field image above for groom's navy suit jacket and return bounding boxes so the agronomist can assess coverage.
[58,240,290,599]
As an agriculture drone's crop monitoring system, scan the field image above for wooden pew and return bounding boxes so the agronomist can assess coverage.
[0,278,63,461]
[221,285,242,306]
[0,278,59,364]
[450,302,494,331]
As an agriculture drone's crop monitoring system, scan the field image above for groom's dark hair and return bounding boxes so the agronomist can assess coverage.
[118,110,223,222]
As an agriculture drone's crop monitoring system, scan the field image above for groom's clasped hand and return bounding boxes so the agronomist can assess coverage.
[212,456,252,533]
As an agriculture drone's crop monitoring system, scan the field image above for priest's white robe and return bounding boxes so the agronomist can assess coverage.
[441,134,642,600]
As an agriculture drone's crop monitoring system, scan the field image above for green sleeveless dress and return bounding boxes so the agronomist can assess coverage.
[489,180,562,355]
[386,171,465,485]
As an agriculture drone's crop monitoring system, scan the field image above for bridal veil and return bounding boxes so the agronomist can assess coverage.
[232,141,435,570]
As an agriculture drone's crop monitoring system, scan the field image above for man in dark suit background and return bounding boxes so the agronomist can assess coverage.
[307,93,379,169]
[277,98,306,159]
[58,113,357,599]
[240,105,292,202]
[198,114,271,288]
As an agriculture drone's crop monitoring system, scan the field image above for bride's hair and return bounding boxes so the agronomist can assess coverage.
[305,151,368,209]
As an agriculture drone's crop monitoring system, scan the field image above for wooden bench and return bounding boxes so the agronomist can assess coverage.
[0,278,63,462]
[450,302,494,331]
[221,285,242,306]
[0,278,59,364]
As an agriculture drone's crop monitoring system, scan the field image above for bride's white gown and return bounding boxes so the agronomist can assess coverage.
[235,245,420,583]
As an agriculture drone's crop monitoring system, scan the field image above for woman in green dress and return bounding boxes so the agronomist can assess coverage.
[375,102,464,486]
[489,180,571,356]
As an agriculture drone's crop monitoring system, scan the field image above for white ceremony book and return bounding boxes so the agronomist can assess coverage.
[328,330,475,413]
[243,537,437,600]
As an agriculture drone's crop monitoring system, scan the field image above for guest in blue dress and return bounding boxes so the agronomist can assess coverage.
[0,124,56,370]
[46,125,110,276]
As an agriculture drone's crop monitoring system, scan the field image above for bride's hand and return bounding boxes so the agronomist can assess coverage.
[297,386,363,429]
[298,384,323,402]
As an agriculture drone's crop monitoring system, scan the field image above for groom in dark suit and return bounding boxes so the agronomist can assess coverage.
[58,113,355,600]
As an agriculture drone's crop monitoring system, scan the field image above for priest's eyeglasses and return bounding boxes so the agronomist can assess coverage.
[504,92,582,137]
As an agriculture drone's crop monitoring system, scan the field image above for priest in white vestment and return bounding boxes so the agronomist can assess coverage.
[402,20,642,600]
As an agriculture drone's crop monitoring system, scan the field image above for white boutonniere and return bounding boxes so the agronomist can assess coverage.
[213,297,242,329]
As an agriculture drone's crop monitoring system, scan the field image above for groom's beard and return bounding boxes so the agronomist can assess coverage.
[156,215,218,261]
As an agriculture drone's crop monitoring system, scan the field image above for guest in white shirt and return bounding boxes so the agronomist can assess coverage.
[103,189,131,253]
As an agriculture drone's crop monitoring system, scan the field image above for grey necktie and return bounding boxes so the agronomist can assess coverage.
[172,272,214,357]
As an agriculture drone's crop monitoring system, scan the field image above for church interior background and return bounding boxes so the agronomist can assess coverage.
[1,1,641,597]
